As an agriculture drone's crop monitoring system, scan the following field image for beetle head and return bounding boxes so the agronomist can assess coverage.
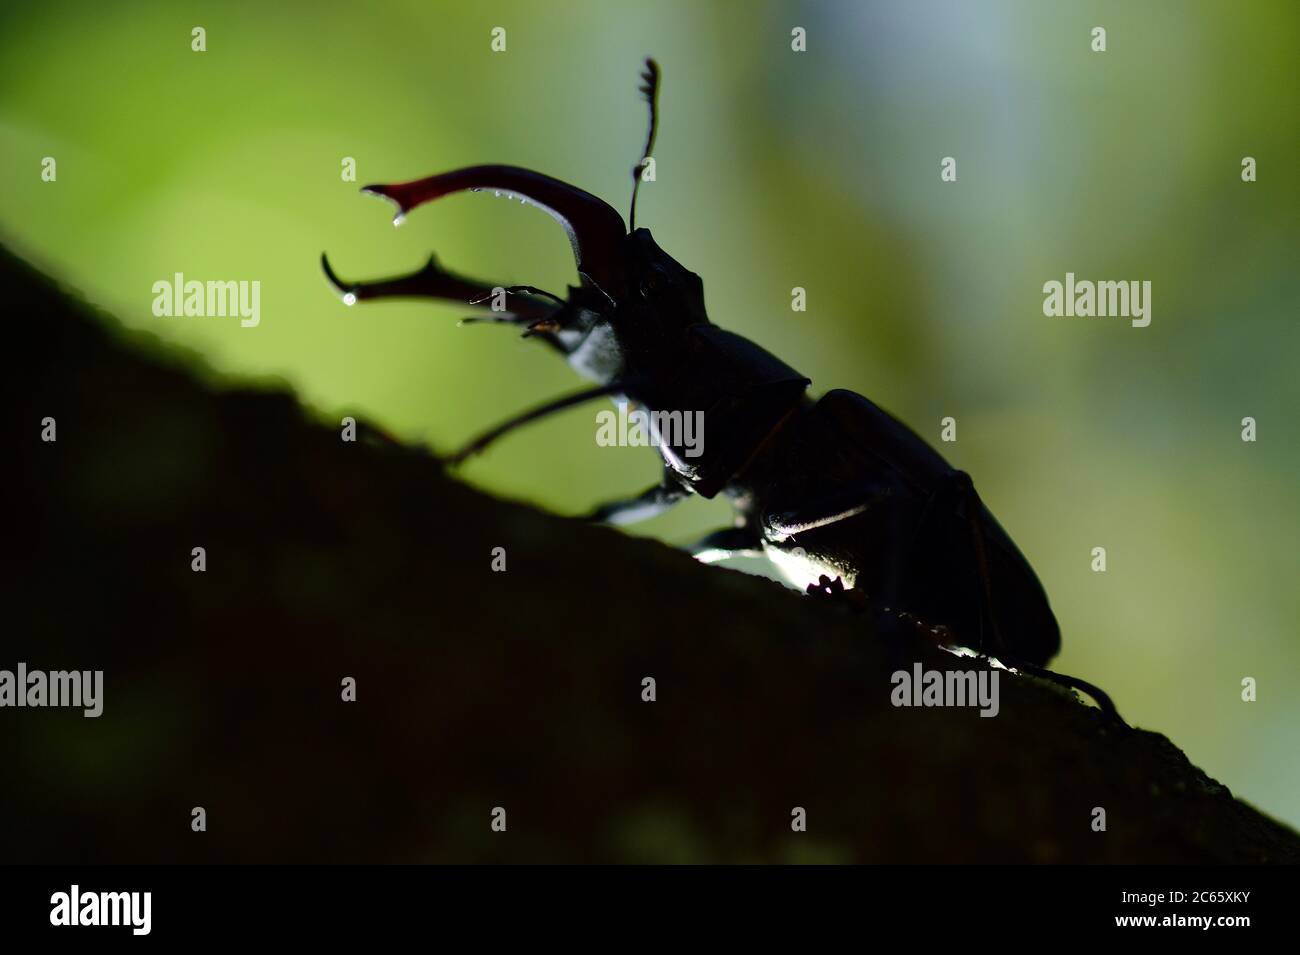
[619,228,708,328]
[320,58,812,485]
[320,58,712,381]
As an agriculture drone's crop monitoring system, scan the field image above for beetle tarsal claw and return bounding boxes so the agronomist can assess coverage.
[806,576,872,613]
[807,574,844,597]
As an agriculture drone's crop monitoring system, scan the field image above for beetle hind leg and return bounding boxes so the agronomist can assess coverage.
[998,659,1126,726]
[940,470,1128,726]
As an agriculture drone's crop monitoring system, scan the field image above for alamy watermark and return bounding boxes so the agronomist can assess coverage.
[0,663,103,717]
[152,272,260,327]
[1042,272,1150,328]
[596,404,704,458]
[891,662,999,717]
[50,885,150,935]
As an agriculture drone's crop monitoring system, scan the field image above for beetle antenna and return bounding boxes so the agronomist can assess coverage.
[457,315,525,327]
[629,58,660,232]
[469,285,567,308]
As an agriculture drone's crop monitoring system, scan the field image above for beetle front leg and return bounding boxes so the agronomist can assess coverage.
[442,384,628,465]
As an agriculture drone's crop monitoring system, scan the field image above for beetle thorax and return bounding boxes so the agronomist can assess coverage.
[566,319,625,384]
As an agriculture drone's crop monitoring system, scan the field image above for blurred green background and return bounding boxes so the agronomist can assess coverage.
[1,0,1296,829]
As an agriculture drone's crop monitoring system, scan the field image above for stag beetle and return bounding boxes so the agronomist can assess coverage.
[322,59,1122,721]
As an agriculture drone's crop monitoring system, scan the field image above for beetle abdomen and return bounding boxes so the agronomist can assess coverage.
[758,389,1062,665]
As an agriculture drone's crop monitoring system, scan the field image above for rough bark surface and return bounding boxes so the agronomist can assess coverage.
[3,246,1296,864]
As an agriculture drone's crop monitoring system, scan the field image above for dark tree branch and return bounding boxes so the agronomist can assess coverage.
[2,244,1296,863]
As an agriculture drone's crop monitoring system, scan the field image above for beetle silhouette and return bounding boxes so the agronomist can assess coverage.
[322,59,1122,722]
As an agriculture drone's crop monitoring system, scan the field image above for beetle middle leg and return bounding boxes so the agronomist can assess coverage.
[764,481,926,671]
[690,524,764,564]
[582,478,766,558]
[582,472,687,526]
[763,480,904,602]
